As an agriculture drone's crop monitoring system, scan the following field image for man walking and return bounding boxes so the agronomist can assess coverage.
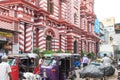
[82,54,89,67]
[0,55,12,80]
[102,53,112,65]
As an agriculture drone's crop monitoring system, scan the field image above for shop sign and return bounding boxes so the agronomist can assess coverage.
[0,37,7,41]
[0,31,12,38]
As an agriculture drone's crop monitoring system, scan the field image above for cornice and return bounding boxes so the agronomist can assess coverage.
[0,15,18,23]
[0,0,38,11]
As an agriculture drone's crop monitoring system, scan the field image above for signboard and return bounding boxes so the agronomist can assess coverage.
[0,31,12,38]
[0,37,7,41]
[94,19,100,34]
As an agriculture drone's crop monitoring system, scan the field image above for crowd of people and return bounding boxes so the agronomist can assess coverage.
[81,53,113,68]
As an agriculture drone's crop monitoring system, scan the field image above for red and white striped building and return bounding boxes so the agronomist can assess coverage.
[0,0,99,54]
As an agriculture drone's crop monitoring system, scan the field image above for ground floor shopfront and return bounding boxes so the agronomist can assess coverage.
[0,31,14,55]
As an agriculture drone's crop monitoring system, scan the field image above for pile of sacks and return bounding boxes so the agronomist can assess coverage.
[79,64,115,78]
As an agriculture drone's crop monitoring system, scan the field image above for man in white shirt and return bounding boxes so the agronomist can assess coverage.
[0,55,12,80]
[82,55,89,67]
[102,53,112,65]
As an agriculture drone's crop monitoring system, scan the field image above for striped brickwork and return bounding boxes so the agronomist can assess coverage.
[33,28,37,48]
[86,41,88,52]
[38,29,46,51]
[52,38,59,51]
[58,25,67,52]
[19,23,25,52]
[39,0,47,10]
[89,42,92,52]
[66,0,72,22]
[80,0,99,54]
[66,35,73,52]
[60,1,67,20]
[52,1,59,19]
[91,42,94,53]
[78,38,81,53]
[60,35,66,52]
[0,0,99,54]
[81,40,86,52]
[25,25,33,52]
[0,20,14,30]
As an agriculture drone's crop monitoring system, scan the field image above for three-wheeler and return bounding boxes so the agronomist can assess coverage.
[40,53,76,80]
[7,53,40,80]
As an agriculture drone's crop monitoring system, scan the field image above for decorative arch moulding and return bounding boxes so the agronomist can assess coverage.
[45,28,56,37]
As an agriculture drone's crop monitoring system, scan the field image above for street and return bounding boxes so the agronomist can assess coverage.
[74,68,118,80]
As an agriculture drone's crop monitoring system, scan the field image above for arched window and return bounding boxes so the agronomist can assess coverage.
[46,36,52,50]
[74,40,78,53]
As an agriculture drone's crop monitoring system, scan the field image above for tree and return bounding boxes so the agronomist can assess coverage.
[33,48,41,58]
[56,50,63,53]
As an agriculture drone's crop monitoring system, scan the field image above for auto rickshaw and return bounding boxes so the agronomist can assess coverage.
[7,53,40,80]
[40,53,76,80]
[73,54,81,68]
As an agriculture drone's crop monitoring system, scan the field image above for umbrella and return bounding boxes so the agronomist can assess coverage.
[79,65,104,78]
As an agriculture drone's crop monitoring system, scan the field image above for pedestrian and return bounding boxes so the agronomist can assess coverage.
[102,53,112,65]
[0,55,12,80]
[82,54,89,67]
[39,56,45,65]
[0,50,3,63]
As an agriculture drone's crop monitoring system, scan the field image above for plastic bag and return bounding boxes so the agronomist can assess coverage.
[79,65,104,78]
[99,64,115,76]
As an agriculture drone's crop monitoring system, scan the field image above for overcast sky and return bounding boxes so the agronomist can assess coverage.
[94,0,120,23]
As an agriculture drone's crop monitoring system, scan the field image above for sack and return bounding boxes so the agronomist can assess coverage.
[79,65,104,78]
[99,65,115,76]
[0,56,2,63]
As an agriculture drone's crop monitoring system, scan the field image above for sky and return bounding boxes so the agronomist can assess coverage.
[94,0,120,23]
